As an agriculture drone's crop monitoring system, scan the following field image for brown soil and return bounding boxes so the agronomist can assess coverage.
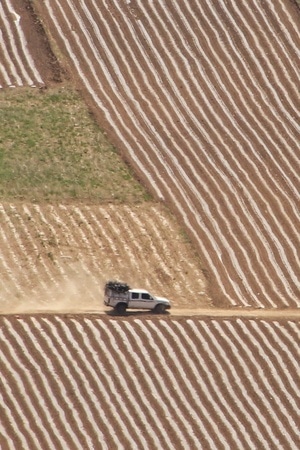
[21,0,64,83]
[30,0,300,309]
[0,202,211,313]
[2,1,299,311]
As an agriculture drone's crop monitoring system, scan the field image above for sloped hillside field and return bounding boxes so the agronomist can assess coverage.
[33,0,300,308]
[0,314,299,449]
[0,3,299,450]
[0,202,209,312]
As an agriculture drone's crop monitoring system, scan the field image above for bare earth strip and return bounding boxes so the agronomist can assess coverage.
[2,307,299,319]
[0,314,299,449]
[33,0,300,308]
[3,307,299,319]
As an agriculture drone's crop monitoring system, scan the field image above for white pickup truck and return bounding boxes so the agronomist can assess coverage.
[104,281,171,314]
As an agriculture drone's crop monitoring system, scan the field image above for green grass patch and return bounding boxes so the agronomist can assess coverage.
[0,86,150,203]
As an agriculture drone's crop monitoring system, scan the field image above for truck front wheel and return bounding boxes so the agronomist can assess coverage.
[115,303,127,315]
[153,304,166,314]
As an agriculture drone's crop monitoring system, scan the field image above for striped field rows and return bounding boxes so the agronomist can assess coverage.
[0,202,208,311]
[0,0,44,88]
[34,0,300,308]
[0,315,299,449]
[1,0,299,307]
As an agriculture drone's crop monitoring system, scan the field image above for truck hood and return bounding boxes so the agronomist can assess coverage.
[155,296,171,305]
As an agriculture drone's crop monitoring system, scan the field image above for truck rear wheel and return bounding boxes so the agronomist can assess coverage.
[153,304,166,314]
[115,303,127,315]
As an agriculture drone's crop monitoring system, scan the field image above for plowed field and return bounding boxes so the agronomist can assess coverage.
[0,202,209,312]
[30,0,300,308]
[0,0,61,88]
[0,2,300,450]
[0,314,299,449]
[1,0,299,308]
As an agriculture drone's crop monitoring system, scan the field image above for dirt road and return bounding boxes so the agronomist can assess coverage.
[170,307,300,319]
[1,306,299,319]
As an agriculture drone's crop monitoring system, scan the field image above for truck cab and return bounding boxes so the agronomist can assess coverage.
[127,289,170,310]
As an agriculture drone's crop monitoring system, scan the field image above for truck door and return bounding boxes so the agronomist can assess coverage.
[141,293,153,303]
[128,292,154,309]
[138,292,154,309]
[128,291,141,308]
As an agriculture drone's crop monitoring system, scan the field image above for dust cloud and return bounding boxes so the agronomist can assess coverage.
[0,260,210,314]
[0,258,168,314]
[0,264,109,314]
